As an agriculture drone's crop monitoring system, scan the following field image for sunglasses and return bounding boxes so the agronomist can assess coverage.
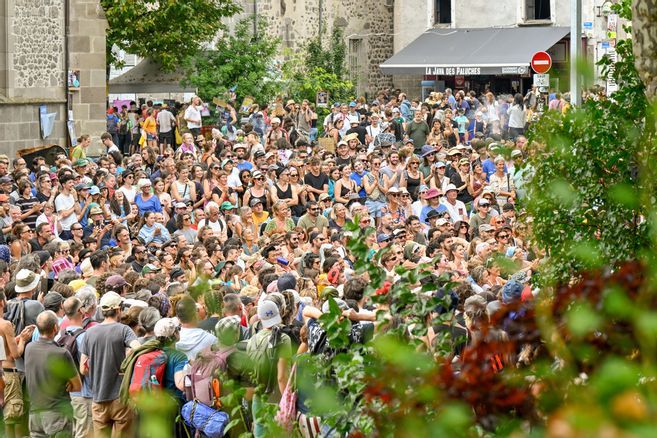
[255,177,265,181]
[498,234,509,239]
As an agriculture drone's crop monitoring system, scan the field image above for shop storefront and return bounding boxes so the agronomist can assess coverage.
[381,27,570,96]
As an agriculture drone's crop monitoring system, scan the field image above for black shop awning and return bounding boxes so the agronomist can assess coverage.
[380,26,569,76]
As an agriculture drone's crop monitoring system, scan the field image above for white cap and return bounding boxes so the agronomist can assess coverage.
[154,317,181,338]
[257,300,282,329]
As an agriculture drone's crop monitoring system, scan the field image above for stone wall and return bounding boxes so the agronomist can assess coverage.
[0,0,108,158]
[0,103,67,153]
[2,0,66,101]
[240,0,394,96]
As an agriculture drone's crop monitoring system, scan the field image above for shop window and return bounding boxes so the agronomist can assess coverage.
[434,0,452,25]
[525,0,551,21]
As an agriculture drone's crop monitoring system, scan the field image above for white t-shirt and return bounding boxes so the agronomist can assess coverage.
[117,186,136,204]
[55,192,77,230]
[184,105,202,129]
[440,199,468,223]
[227,168,242,189]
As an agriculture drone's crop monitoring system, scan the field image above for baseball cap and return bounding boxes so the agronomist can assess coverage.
[89,206,103,216]
[318,193,330,202]
[0,176,12,184]
[74,158,88,167]
[75,183,90,191]
[175,202,187,209]
[436,218,450,226]
[105,274,129,289]
[257,300,282,329]
[220,201,237,211]
[254,150,265,159]
[215,315,241,347]
[377,233,390,243]
[89,186,100,196]
[479,224,495,233]
[99,291,123,310]
[221,159,233,169]
[142,264,161,274]
[154,317,181,338]
[249,198,263,207]
[479,199,491,206]
[169,267,185,282]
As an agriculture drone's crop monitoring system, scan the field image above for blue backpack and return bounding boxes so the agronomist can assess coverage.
[182,400,230,438]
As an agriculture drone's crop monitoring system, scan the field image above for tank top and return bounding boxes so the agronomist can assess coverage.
[275,183,292,201]
[248,187,268,209]
[175,181,191,201]
[340,179,354,199]
[405,170,421,201]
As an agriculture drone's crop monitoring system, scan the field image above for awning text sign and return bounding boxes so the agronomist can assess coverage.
[423,66,528,75]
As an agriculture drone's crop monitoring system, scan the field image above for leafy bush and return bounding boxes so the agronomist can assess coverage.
[183,18,283,105]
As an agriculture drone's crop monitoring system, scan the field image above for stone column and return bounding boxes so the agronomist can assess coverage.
[68,0,107,155]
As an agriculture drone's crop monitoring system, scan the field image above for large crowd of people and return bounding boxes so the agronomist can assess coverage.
[0,87,542,437]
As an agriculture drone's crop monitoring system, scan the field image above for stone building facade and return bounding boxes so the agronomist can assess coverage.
[0,0,107,159]
[391,0,612,97]
[236,0,395,97]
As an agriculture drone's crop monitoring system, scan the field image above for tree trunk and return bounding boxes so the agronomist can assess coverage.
[632,0,657,98]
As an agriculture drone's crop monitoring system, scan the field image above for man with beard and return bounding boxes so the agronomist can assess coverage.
[381,151,403,191]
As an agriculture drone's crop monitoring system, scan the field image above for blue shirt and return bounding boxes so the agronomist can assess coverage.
[236,161,253,171]
[350,171,368,198]
[135,193,163,215]
[139,223,171,245]
[482,159,496,181]
[163,347,188,402]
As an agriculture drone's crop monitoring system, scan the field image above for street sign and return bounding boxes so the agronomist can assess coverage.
[533,74,550,87]
[531,51,552,74]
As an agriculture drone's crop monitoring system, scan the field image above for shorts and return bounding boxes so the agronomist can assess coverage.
[3,370,24,423]
[146,133,157,141]
[29,410,72,437]
[365,199,386,218]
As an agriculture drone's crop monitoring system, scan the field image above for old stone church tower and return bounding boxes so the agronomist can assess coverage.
[0,0,107,158]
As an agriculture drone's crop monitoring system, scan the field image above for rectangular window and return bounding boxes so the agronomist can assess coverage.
[525,0,551,20]
[435,0,452,24]
[348,38,362,82]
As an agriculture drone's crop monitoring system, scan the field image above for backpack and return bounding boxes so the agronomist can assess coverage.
[181,400,230,438]
[56,317,93,368]
[128,350,168,395]
[189,347,236,409]
[247,327,283,393]
[107,116,119,134]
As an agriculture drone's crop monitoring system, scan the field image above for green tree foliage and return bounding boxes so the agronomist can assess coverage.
[183,18,282,105]
[305,27,347,78]
[101,0,241,71]
[288,68,354,105]
[526,0,650,285]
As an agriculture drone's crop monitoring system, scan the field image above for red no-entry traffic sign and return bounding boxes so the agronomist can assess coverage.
[531,51,552,74]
